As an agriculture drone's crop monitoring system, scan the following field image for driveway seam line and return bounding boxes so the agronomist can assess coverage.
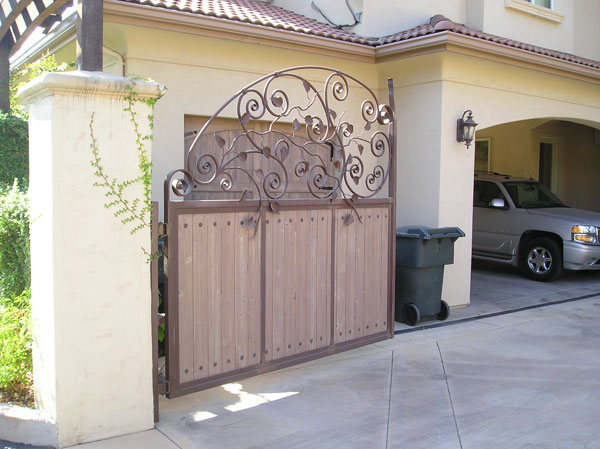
[156,426,183,449]
[437,341,463,449]
[394,292,600,335]
[385,350,394,449]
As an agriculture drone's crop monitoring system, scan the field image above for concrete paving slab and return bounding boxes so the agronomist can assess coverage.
[66,430,179,449]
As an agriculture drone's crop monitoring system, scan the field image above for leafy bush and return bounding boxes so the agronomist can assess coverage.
[0,112,28,187]
[0,182,30,298]
[0,288,32,403]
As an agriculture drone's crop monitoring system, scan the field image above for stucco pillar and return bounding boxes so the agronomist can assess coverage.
[389,70,474,308]
[19,71,162,447]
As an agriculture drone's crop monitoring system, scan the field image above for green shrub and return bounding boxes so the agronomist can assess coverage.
[0,182,30,298]
[0,288,32,401]
[0,112,28,187]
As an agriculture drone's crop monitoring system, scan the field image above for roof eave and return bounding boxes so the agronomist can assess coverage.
[376,32,600,84]
[103,0,376,63]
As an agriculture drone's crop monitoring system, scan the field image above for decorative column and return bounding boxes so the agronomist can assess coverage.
[19,71,162,448]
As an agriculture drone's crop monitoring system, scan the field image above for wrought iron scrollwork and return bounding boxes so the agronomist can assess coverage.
[166,66,395,223]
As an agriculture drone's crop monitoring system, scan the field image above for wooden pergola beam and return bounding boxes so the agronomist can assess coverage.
[76,0,103,71]
[0,33,10,112]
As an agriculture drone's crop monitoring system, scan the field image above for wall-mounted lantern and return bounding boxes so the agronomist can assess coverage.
[456,110,478,148]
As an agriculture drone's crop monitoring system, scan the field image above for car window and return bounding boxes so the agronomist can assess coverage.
[474,181,506,208]
[502,181,565,208]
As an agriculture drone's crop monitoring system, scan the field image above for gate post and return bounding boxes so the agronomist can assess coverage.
[19,71,162,447]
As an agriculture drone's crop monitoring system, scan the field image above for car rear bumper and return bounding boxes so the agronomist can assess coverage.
[563,241,600,270]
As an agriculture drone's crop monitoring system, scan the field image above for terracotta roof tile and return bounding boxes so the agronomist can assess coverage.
[116,1,600,70]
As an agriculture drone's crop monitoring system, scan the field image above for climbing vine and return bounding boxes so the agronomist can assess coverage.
[90,78,165,257]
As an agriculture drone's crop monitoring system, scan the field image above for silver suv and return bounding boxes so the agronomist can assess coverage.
[472,173,600,281]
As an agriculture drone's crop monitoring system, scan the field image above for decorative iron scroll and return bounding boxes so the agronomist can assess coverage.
[165,66,395,224]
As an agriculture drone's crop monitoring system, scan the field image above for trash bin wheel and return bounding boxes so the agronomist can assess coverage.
[402,303,420,326]
[437,300,450,321]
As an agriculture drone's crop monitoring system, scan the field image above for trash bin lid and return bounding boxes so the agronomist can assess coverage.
[396,226,465,240]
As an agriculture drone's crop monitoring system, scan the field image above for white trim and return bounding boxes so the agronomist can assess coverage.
[505,0,564,23]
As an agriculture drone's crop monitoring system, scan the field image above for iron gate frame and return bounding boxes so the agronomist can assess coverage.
[163,67,397,398]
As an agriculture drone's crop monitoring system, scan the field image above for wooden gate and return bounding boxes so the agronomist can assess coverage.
[164,67,396,398]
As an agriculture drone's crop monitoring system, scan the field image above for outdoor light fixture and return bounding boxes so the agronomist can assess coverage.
[456,110,478,148]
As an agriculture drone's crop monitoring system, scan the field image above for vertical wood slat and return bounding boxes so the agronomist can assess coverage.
[363,209,375,336]
[234,212,249,370]
[207,214,222,377]
[283,211,296,358]
[316,210,330,348]
[295,210,308,354]
[380,207,390,332]
[334,209,347,343]
[345,210,356,342]
[373,208,384,333]
[193,215,209,380]
[265,215,274,362]
[247,215,261,367]
[306,210,318,351]
[221,213,236,372]
[178,215,194,383]
[272,214,285,360]
[354,209,365,338]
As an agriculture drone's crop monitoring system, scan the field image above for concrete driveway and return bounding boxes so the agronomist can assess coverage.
[71,293,600,449]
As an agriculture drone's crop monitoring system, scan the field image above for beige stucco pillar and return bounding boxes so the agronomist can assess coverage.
[19,71,162,448]
[382,54,474,308]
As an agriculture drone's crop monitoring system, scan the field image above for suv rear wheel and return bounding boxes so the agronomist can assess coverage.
[520,237,563,282]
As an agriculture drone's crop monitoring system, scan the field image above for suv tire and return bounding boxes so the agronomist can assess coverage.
[520,237,563,282]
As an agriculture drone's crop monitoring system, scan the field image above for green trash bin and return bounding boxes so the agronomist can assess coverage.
[395,226,465,326]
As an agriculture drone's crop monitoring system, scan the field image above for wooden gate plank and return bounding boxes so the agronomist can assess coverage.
[221,213,236,372]
[265,214,274,362]
[272,214,285,360]
[372,209,384,334]
[354,210,365,339]
[316,210,329,349]
[178,214,195,383]
[295,210,308,354]
[334,209,347,344]
[380,207,390,332]
[345,210,356,342]
[207,214,223,377]
[283,211,297,358]
[363,209,375,336]
[247,216,261,367]
[306,210,318,351]
[193,214,209,380]
[234,212,249,370]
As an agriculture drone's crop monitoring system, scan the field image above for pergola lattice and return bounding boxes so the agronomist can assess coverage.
[0,0,103,111]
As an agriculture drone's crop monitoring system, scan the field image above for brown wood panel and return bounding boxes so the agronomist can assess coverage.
[372,209,384,334]
[178,214,195,383]
[221,213,236,372]
[247,217,261,367]
[306,210,318,351]
[334,209,347,344]
[192,215,209,380]
[264,215,274,362]
[316,210,330,349]
[354,210,366,339]
[380,207,390,332]
[295,210,308,354]
[283,211,297,358]
[234,212,249,370]
[271,213,285,360]
[345,211,356,342]
[363,209,375,336]
[207,213,223,377]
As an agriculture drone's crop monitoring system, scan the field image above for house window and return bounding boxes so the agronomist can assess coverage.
[475,139,490,173]
[526,0,552,9]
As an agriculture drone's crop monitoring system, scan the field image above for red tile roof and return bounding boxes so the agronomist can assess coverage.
[116,0,600,70]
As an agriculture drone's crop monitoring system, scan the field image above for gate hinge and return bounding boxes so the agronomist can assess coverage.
[158,222,167,237]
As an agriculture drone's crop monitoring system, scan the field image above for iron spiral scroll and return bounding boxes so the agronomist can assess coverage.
[165,66,395,225]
